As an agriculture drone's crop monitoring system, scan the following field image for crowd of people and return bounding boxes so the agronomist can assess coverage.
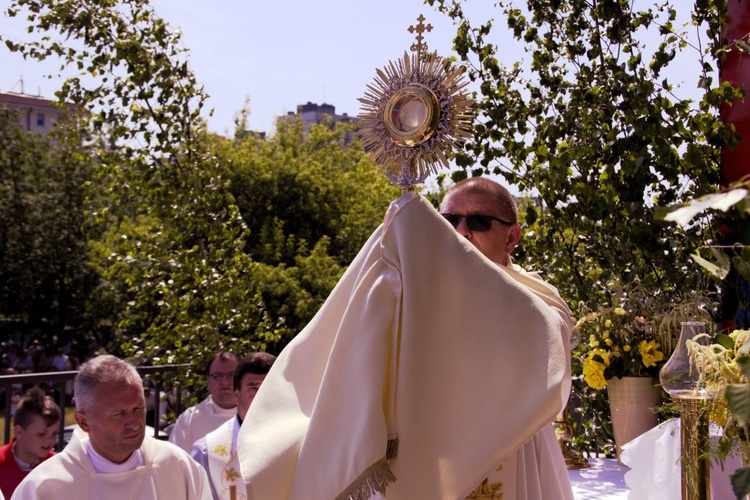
[0,339,179,429]
[0,338,96,419]
[0,338,91,376]
[0,179,573,499]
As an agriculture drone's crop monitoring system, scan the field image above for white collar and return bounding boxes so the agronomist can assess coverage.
[86,438,145,474]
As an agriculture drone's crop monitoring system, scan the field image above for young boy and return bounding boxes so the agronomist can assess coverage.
[0,386,61,498]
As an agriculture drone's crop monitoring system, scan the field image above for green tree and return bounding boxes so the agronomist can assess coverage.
[3,0,277,376]
[2,0,400,398]
[217,118,399,268]
[205,117,399,346]
[0,105,99,350]
[428,0,741,455]
[430,0,739,305]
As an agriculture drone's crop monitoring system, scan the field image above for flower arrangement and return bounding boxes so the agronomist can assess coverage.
[569,288,716,455]
[576,286,717,390]
[577,304,666,389]
[686,328,750,498]
[687,329,750,428]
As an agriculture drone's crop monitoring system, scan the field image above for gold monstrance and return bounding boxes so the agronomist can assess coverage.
[358,15,475,190]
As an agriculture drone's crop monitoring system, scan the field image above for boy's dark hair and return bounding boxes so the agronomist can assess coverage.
[14,386,62,428]
[233,352,277,391]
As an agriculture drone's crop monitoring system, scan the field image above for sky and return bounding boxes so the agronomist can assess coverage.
[0,0,502,136]
[0,0,708,187]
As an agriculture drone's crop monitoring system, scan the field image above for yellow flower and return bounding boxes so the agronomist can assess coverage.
[614,307,627,315]
[587,348,610,366]
[623,344,631,352]
[605,338,613,346]
[605,319,613,328]
[639,340,664,368]
[583,359,608,390]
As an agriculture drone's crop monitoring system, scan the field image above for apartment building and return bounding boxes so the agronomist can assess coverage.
[0,92,75,135]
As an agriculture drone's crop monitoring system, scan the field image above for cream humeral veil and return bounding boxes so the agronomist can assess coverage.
[237,191,571,499]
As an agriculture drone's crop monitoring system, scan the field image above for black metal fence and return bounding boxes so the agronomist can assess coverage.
[0,364,190,450]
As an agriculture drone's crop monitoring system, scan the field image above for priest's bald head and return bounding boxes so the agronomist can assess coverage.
[74,355,146,464]
[440,177,522,266]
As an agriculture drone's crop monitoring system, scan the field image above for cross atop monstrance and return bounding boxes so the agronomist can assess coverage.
[408,14,433,55]
[358,14,474,190]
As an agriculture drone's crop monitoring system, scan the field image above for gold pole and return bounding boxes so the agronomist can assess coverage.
[553,407,589,469]
[679,398,710,500]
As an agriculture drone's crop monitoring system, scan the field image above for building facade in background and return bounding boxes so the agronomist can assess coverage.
[0,92,74,135]
[285,101,359,128]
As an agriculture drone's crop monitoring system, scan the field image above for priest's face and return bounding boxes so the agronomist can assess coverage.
[208,356,239,410]
[13,415,58,463]
[235,372,267,421]
[75,381,146,464]
[440,189,521,266]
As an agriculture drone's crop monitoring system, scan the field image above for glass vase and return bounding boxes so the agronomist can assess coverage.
[659,321,711,500]
[659,322,708,399]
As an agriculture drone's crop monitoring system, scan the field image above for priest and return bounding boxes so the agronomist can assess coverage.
[191,352,276,499]
[237,177,572,499]
[442,178,574,499]
[12,355,212,500]
[169,352,239,452]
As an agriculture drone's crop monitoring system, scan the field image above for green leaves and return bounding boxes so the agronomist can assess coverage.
[431,0,734,308]
[660,189,749,227]
[730,467,750,500]
[690,248,730,281]
[429,0,736,454]
[2,1,402,410]
[726,357,750,427]
[0,106,98,346]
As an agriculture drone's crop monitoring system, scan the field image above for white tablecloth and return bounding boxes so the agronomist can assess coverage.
[569,458,629,499]
[568,419,743,499]
[620,418,741,500]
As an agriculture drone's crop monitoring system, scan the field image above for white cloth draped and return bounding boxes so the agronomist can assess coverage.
[237,191,572,499]
[169,395,237,452]
[475,424,573,499]
[12,428,211,500]
[206,417,245,500]
[620,418,742,500]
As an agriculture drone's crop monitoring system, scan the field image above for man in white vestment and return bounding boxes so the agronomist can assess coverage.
[169,352,239,452]
[12,354,211,500]
[191,352,276,500]
[441,178,574,499]
[237,178,573,499]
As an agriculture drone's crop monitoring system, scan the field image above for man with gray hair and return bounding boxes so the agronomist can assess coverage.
[12,355,211,499]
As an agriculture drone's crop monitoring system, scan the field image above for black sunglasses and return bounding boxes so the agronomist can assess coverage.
[441,213,514,232]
